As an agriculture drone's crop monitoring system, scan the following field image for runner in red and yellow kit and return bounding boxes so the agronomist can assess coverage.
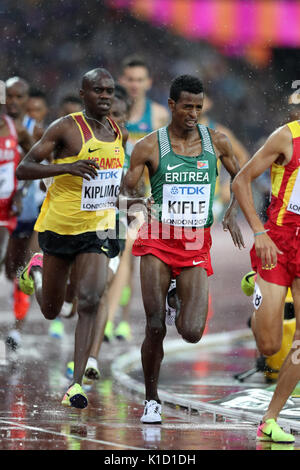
[16,69,126,409]
[233,120,300,443]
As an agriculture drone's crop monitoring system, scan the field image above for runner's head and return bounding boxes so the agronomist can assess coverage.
[27,88,48,124]
[109,84,131,127]
[80,68,115,118]
[59,95,82,117]
[5,76,29,119]
[287,92,300,121]
[168,75,204,131]
[119,55,152,102]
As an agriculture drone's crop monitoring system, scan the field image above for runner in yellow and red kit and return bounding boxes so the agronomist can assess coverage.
[233,120,300,443]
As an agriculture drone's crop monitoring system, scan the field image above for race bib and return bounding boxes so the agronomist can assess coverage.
[81,168,122,211]
[162,183,211,227]
[287,170,300,216]
[0,162,14,199]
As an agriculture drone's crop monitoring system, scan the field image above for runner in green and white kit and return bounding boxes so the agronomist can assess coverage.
[121,75,245,424]
[151,123,217,229]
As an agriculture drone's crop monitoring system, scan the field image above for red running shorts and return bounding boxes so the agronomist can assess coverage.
[250,221,300,287]
[132,220,213,278]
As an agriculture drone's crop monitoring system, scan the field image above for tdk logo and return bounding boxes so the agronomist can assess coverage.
[171,185,205,195]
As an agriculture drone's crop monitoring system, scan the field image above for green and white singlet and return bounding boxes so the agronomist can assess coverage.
[150,125,218,229]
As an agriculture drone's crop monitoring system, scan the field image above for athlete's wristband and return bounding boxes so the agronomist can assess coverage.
[253,229,270,237]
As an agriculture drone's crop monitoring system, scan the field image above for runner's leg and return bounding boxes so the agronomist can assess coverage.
[262,276,300,421]
[140,254,171,402]
[251,275,287,356]
[71,252,108,385]
[0,227,9,266]
[175,266,209,343]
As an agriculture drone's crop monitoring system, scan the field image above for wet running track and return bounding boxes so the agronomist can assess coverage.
[0,222,299,453]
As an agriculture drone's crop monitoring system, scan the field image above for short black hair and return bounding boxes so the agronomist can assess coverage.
[170,75,204,102]
[114,84,131,112]
[60,95,82,105]
[121,55,151,75]
[29,88,48,102]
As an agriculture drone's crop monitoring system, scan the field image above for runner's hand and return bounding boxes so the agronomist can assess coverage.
[254,233,283,270]
[222,211,245,249]
[65,159,99,180]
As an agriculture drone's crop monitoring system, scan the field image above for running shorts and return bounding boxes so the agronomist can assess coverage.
[132,220,213,278]
[38,230,121,260]
[250,221,300,286]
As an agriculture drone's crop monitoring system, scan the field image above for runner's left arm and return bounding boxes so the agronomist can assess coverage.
[213,130,245,249]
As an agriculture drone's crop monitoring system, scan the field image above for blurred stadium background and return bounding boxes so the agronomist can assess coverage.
[1,0,299,153]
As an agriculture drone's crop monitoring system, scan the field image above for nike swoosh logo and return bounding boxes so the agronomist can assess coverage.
[193,260,204,265]
[88,147,101,153]
[167,163,185,171]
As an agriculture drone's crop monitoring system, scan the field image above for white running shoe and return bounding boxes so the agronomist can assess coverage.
[140,400,162,424]
[166,279,177,326]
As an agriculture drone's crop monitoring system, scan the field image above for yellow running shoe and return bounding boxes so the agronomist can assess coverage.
[61,383,88,409]
[241,271,256,297]
[115,321,131,341]
[19,253,43,295]
[257,419,295,443]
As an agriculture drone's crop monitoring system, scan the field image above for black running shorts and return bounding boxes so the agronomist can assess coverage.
[38,230,121,260]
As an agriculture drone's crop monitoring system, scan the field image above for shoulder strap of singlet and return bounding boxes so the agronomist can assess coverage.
[3,114,17,138]
[197,124,215,155]
[144,98,152,123]
[287,120,300,139]
[72,112,93,144]
[107,117,121,139]
[157,126,171,159]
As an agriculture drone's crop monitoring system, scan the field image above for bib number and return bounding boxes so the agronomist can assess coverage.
[287,170,300,216]
[162,183,211,227]
[0,162,14,199]
[81,169,122,211]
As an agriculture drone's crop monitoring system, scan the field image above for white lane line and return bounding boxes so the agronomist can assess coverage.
[0,419,146,451]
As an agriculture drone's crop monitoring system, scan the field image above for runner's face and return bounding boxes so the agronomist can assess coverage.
[6,83,28,118]
[59,101,82,117]
[119,66,151,101]
[110,98,128,126]
[169,91,204,131]
[81,76,115,118]
[27,97,48,123]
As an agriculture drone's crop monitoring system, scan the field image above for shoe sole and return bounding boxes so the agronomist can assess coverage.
[141,419,162,424]
[257,437,295,443]
[69,394,88,409]
[84,367,100,380]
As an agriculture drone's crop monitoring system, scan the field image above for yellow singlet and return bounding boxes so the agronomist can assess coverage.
[35,112,125,235]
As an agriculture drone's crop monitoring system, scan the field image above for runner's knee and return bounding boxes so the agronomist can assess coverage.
[257,336,282,357]
[146,315,166,341]
[78,290,101,314]
[180,326,204,344]
[41,302,61,320]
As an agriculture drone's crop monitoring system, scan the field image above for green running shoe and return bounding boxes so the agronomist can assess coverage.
[104,320,114,342]
[19,253,43,295]
[257,419,295,443]
[115,321,131,341]
[49,318,64,339]
[241,270,256,296]
[61,383,88,409]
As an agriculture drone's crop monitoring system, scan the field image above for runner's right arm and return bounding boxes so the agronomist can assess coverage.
[16,118,99,181]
